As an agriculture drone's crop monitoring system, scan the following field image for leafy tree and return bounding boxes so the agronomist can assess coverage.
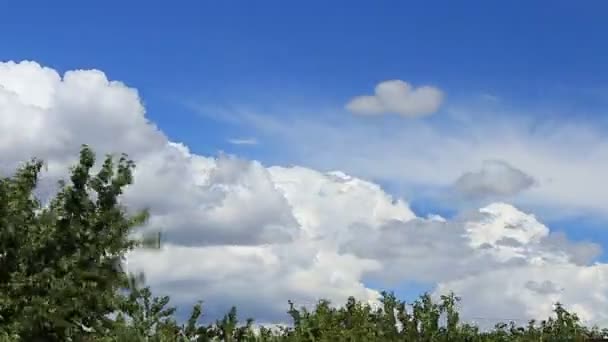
[0,146,148,340]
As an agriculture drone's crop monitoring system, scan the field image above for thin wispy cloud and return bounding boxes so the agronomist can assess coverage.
[224,103,608,219]
[228,138,259,145]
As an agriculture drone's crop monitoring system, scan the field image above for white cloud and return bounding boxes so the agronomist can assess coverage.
[341,202,598,283]
[0,61,404,321]
[127,244,381,321]
[125,163,417,321]
[3,60,608,326]
[465,203,548,254]
[124,145,300,246]
[346,80,444,117]
[453,160,536,199]
[0,60,165,167]
[268,167,415,243]
[238,108,608,219]
[436,264,608,326]
[341,202,608,325]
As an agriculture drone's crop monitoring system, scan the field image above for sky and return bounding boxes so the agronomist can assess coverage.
[2,0,608,326]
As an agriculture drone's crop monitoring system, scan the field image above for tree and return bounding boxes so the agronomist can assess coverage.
[0,145,148,340]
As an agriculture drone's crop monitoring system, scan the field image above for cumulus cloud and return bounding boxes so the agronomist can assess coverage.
[436,264,608,326]
[124,147,300,246]
[3,60,608,326]
[0,61,296,247]
[341,203,598,282]
[345,80,443,117]
[341,202,607,325]
[0,60,165,166]
[127,244,381,322]
[126,164,417,320]
[0,60,407,321]
[453,160,536,199]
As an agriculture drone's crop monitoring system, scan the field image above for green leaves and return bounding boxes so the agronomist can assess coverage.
[280,292,608,342]
[0,145,148,340]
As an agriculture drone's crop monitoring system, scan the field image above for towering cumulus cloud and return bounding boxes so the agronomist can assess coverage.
[1,60,607,325]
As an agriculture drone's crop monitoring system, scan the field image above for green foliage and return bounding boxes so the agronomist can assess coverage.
[1,146,608,341]
[278,292,608,342]
[0,146,151,340]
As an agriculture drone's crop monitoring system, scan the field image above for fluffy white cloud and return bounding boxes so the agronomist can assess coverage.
[436,264,608,326]
[127,244,381,321]
[453,160,536,199]
[0,60,400,321]
[124,145,300,246]
[341,202,599,282]
[268,167,415,243]
[342,202,607,325]
[345,80,443,117]
[2,60,608,326]
[0,61,165,161]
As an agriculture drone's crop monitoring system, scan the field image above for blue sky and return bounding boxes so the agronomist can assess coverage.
[4,1,608,113]
[3,2,608,104]
[4,1,608,159]
[3,1,608,323]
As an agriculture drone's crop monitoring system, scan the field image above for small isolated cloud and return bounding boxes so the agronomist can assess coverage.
[346,80,443,117]
[454,160,536,199]
[228,138,258,145]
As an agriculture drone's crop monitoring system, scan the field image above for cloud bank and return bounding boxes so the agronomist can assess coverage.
[1,60,607,326]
